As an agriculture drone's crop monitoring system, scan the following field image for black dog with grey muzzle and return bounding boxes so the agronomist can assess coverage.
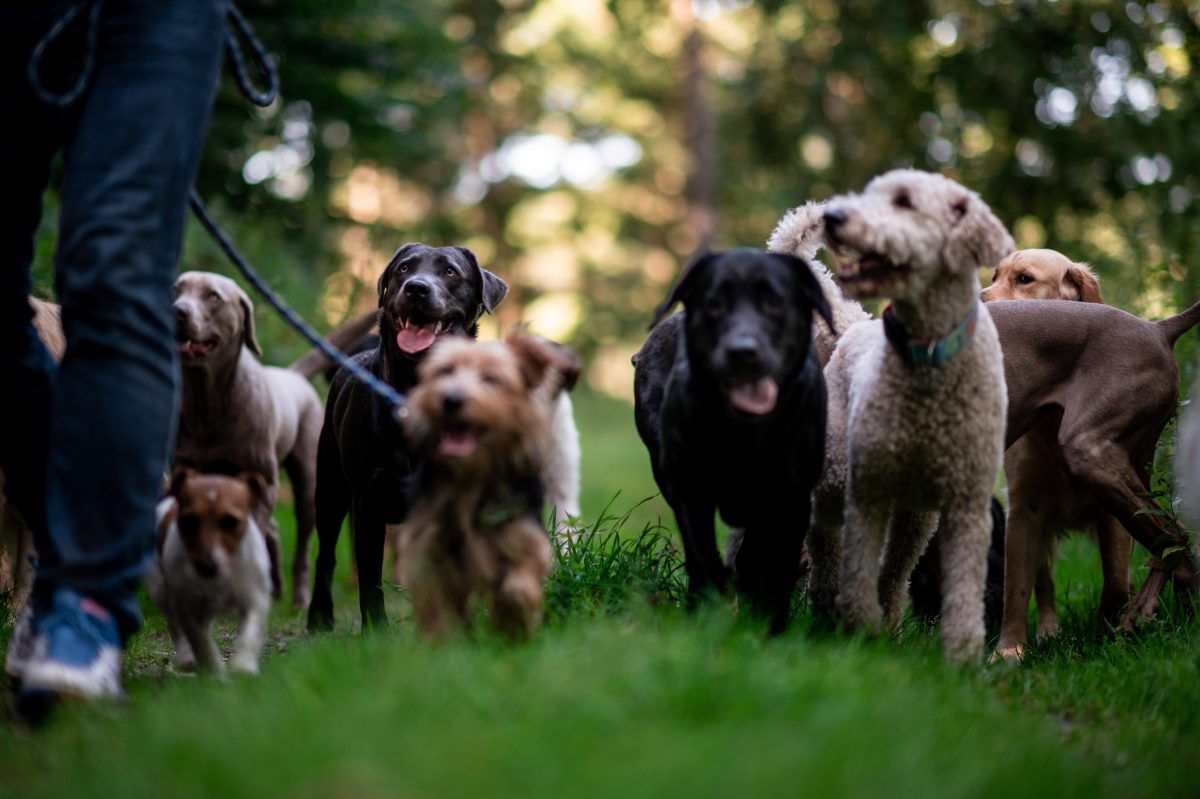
[633,249,833,632]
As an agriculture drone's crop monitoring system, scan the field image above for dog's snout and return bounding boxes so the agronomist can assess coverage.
[193,557,217,578]
[442,392,464,415]
[404,278,431,299]
[726,336,761,368]
[174,303,191,324]
[823,207,847,232]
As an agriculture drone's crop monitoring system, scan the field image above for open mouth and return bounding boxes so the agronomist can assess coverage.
[178,338,218,359]
[831,244,913,297]
[728,377,778,416]
[437,421,480,458]
[395,317,453,355]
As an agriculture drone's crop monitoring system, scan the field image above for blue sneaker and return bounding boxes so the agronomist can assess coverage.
[17,590,124,704]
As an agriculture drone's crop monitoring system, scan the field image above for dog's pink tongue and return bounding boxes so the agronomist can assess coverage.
[730,377,778,415]
[397,324,437,354]
[439,430,478,458]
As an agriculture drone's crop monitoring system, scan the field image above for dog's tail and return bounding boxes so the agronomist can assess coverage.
[767,200,827,262]
[288,310,378,379]
[1156,298,1200,347]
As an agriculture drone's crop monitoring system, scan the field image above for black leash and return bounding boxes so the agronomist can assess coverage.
[28,0,408,419]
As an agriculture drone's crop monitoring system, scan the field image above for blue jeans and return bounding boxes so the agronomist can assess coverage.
[0,0,226,642]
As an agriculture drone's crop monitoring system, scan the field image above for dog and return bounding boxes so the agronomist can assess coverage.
[146,469,272,675]
[295,313,583,533]
[769,200,1009,629]
[307,243,508,631]
[989,298,1200,631]
[172,271,324,608]
[981,249,1133,660]
[981,248,1104,304]
[810,169,1013,662]
[400,333,578,638]
[1,298,65,619]
[633,249,833,633]
[772,198,1200,642]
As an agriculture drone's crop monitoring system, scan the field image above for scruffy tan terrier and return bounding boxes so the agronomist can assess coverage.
[401,332,579,639]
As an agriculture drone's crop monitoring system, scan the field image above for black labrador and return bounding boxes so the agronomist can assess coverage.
[307,243,508,631]
[633,249,834,632]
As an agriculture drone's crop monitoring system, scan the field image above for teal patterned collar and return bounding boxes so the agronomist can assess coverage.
[881,302,979,368]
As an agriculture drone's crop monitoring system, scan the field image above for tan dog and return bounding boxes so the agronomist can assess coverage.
[172,272,323,607]
[983,250,1132,661]
[982,248,1103,303]
[400,334,578,639]
[147,470,272,675]
[0,298,65,618]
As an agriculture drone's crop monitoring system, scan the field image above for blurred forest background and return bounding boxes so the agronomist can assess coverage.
[30,0,1200,397]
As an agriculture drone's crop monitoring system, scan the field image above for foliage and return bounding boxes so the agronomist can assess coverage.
[154,0,1200,395]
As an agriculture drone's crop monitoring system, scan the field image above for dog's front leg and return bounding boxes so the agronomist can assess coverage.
[255,479,284,600]
[937,501,991,663]
[351,499,389,630]
[230,601,269,675]
[180,614,224,676]
[878,509,939,633]
[995,498,1043,661]
[162,596,197,672]
[733,507,806,635]
[836,494,889,633]
[807,480,844,621]
[670,494,728,608]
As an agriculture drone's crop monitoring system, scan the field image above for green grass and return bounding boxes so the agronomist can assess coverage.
[1,389,1198,798]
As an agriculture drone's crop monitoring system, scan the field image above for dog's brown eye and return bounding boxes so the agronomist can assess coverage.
[179,516,200,538]
[219,515,240,532]
[207,290,220,302]
[1017,274,1033,285]
[705,296,726,316]
[443,267,457,278]
[399,263,410,273]
[894,192,913,209]
[435,364,454,377]
[481,371,501,386]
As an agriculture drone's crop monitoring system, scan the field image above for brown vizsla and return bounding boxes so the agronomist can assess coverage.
[990,298,1200,639]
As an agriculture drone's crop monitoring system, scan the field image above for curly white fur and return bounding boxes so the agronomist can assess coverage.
[807,169,1013,662]
[767,200,871,365]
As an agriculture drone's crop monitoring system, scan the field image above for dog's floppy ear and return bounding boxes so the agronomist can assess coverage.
[1061,262,1105,304]
[649,252,718,330]
[237,471,269,505]
[233,285,262,357]
[507,331,581,392]
[942,191,1015,274]
[456,247,508,315]
[377,243,422,308]
[167,467,198,499]
[772,253,836,336]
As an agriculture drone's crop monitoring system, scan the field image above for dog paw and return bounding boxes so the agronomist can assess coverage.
[989,644,1024,664]
[229,656,260,676]
[1035,619,1060,640]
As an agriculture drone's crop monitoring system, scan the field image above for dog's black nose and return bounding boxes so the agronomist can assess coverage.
[403,278,431,298]
[823,207,847,232]
[726,337,761,369]
[193,558,217,578]
[173,303,191,324]
[443,392,464,415]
